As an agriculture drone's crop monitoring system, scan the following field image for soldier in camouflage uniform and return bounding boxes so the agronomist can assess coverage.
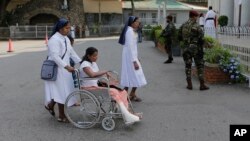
[161,15,176,63]
[179,10,209,90]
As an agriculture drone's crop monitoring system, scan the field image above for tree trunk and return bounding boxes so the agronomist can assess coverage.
[131,0,135,16]
[0,0,11,25]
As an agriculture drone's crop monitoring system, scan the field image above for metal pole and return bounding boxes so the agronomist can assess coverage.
[238,4,242,27]
[238,3,242,38]
[36,25,37,38]
[163,1,166,28]
[98,0,101,36]
[157,4,160,25]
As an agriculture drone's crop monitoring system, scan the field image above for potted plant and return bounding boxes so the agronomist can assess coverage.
[218,15,228,33]
[150,25,162,47]
[143,24,152,40]
[172,28,182,56]
[154,29,166,52]
[218,15,228,27]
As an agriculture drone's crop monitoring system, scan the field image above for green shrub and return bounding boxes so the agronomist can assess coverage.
[218,15,228,27]
[203,36,219,48]
[204,45,232,64]
[150,25,162,41]
[155,29,165,45]
[143,24,152,40]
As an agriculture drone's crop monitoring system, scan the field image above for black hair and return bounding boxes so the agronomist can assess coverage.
[200,13,204,17]
[80,47,98,64]
[50,18,69,37]
[167,15,173,21]
[67,35,74,45]
[209,6,212,10]
[128,16,139,26]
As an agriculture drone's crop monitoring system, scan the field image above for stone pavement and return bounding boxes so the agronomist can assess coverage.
[0,38,250,141]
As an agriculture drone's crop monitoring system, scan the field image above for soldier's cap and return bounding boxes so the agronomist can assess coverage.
[189,10,199,17]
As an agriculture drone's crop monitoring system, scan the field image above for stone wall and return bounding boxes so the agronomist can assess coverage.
[8,0,84,26]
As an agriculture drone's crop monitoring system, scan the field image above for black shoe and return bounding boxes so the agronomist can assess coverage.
[164,59,173,64]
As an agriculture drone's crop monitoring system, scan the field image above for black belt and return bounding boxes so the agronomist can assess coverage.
[206,18,214,21]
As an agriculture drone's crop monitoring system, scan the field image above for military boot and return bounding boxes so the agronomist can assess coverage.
[186,79,193,90]
[200,80,209,90]
[164,57,173,64]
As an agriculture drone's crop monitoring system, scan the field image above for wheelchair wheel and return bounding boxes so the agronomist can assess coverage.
[102,117,115,131]
[64,90,101,129]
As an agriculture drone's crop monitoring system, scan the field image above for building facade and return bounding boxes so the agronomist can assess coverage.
[5,0,123,27]
[83,0,122,26]
[123,0,207,28]
[6,0,85,26]
[176,0,207,6]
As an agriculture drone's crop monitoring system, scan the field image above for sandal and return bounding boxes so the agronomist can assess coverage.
[45,105,55,117]
[130,96,142,102]
[57,117,69,123]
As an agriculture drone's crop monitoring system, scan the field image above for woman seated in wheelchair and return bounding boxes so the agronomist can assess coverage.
[79,47,140,124]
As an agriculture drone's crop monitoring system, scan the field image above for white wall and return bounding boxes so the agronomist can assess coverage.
[241,0,250,26]
[123,9,191,27]
[208,0,219,12]
[220,0,234,26]
[175,11,189,27]
[209,0,249,26]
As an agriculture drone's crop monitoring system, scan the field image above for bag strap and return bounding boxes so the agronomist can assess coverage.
[46,38,67,60]
[61,39,67,59]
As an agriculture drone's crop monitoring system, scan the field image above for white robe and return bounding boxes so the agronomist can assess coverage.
[44,32,81,105]
[120,27,147,87]
[204,10,217,38]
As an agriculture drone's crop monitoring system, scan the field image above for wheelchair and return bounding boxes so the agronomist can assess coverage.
[64,70,140,131]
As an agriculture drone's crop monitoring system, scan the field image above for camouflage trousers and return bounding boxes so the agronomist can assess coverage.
[182,45,204,81]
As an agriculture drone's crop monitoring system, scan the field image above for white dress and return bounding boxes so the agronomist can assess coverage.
[44,32,81,106]
[79,61,99,87]
[204,10,217,38]
[120,27,147,87]
[199,17,204,26]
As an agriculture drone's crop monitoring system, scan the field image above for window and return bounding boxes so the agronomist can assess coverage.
[169,13,177,23]
[151,13,157,23]
[139,13,146,19]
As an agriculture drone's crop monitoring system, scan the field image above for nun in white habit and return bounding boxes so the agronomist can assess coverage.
[204,6,217,38]
[118,16,147,102]
[44,18,81,122]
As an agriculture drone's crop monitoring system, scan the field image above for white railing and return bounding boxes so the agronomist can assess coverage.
[87,25,123,36]
[0,25,124,39]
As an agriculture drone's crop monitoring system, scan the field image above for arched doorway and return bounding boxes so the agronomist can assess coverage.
[30,14,58,25]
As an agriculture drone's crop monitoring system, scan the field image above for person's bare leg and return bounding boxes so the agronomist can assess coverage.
[48,99,55,109]
[129,87,137,97]
[58,103,68,122]
[124,87,129,92]
[130,87,142,102]
[45,99,56,116]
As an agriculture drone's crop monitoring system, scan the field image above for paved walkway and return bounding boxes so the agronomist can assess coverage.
[0,37,118,57]
[0,38,250,141]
